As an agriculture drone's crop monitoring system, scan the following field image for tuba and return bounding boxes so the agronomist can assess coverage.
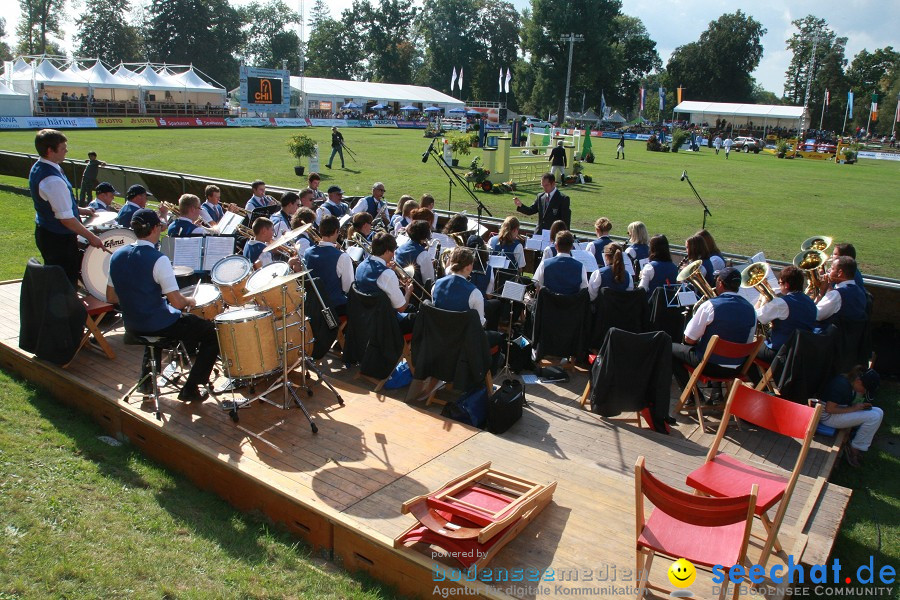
[677,259,717,309]
[740,262,777,303]
[800,235,833,254]
[793,249,828,298]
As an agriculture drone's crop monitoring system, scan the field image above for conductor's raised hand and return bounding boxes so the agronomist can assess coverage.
[513,196,522,208]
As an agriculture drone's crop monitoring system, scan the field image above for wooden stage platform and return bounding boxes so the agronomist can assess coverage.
[0,280,851,599]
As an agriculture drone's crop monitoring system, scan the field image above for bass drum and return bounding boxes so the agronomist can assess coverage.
[81,228,138,301]
[214,308,280,379]
[274,312,314,363]
[210,255,253,306]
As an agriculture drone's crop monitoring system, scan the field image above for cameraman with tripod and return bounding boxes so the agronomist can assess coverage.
[326,126,345,169]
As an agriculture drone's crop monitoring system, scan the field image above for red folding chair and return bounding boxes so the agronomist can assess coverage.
[674,334,762,431]
[686,382,823,568]
[634,456,757,599]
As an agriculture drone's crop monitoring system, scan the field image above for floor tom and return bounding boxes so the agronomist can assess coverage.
[214,308,279,379]
[274,312,314,363]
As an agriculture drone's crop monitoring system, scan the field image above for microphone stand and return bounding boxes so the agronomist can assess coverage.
[421,140,492,233]
[681,170,711,229]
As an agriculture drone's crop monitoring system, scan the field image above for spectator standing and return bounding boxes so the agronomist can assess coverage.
[79,151,106,207]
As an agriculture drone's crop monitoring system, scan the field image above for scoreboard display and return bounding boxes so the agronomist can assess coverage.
[239,66,290,113]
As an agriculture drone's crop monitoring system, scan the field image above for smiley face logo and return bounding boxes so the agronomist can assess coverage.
[668,558,697,588]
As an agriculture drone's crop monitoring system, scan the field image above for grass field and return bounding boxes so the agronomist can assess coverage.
[0,127,897,277]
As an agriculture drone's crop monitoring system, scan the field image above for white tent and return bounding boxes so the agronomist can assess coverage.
[0,80,30,116]
[673,101,808,129]
[288,76,463,112]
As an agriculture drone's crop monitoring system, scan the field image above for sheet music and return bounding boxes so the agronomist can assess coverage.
[172,237,203,272]
[488,254,510,269]
[466,218,489,236]
[571,249,599,272]
[678,289,699,307]
[202,236,235,271]
[500,280,527,302]
[339,214,352,228]
[396,234,410,247]
[431,232,455,249]
[624,259,635,276]
[580,241,592,252]
[525,237,545,251]
[540,230,551,243]
[346,246,365,262]
[215,211,243,235]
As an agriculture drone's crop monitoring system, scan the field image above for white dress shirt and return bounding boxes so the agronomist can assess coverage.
[37,158,76,220]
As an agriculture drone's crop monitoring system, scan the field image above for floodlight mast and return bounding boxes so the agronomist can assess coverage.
[298,0,306,118]
[558,33,584,123]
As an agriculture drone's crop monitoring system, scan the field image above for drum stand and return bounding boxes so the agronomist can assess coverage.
[495,298,521,384]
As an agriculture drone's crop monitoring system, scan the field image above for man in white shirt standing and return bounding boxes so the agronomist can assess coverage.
[723,135,734,159]
[29,129,104,285]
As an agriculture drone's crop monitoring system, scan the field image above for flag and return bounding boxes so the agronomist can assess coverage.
[825,89,830,106]
[677,86,683,104]
[847,91,854,113]
[505,68,511,94]
[581,126,593,159]
[451,67,457,91]
[639,87,645,111]
[458,67,463,90]
[871,93,878,122]
[659,87,665,111]
[498,67,503,93]
[896,98,900,122]
[600,91,607,119]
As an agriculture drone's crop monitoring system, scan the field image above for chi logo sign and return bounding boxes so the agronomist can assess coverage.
[254,79,273,103]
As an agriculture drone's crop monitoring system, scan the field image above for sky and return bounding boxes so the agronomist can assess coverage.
[2,0,897,96]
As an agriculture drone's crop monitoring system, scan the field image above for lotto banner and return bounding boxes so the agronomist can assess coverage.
[95,117,159,128]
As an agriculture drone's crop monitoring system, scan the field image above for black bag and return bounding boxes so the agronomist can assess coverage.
[487,379,525,434]
[441,387,488,429]
[508,335,534,373]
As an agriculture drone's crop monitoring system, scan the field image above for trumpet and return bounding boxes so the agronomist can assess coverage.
[793,249,828,298]
[237,224,254,239]
[677,259,716,310]
[161,201,211,228]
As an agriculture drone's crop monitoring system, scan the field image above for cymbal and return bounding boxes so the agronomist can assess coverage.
[242,270,308,296]
[82,212,118,228]
[263,223,313,253]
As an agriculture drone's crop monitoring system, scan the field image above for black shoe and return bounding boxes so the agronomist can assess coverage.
[177,386,209,402]
[325,164,331,169]
[664,416,677,425]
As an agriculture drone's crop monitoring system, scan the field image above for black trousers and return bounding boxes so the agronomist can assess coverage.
[35,226,80,287]
[137,314,219,389]
[671,342,741,390]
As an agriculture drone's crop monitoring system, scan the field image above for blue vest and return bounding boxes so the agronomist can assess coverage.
[489,237,522,269]
[272,210,290,229]
[202,201,224,223]
[597,266,632,292]
[360,195,383,218]
[854,269,864,288]
[355,257,387,294]
[116,203,139,228]
[647,260,678,292]
[700,257,716,286]
[109,243,181,333]
[304,245,347,307]
[697,294,757,366]
[167,218,198,237]
[390,215,409,232]
[591,236,613,261]
[87,199,113,212]
[470,267,492,297]
[542,255,583,295]
[547,244,558,258]
[433,275,476,312]
[628,243,649,261]
[768,292,817,350]
[323,201,348,218]
[395,240,426,269]
[243,240,266,263]
[836,283,867,320]
[246,195,269,212]
[30,160,79,235]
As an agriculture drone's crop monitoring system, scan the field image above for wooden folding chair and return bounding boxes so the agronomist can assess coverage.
[65,294,117,367]
[686,382,823,568]
[673,334,762,432]
[634,456,757,600]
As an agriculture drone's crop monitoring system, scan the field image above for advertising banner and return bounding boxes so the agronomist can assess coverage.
[239,65,290,114]
[225,117,274,127]
[394,120,427,129]
[371,120,399,128]
[272,118,309,127]
[95,117,159,128]
[0,116,97,129]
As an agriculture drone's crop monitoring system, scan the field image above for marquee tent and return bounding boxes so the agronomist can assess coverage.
[0,80,30,116]
[290,76,463,113]
[673,101,808,129]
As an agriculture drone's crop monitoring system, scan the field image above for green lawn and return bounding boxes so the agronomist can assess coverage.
[1,128,897,277]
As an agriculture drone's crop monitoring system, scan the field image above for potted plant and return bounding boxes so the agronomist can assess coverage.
[775,139,789,159]
[670,128,689,153]
[447,132,477,167]
[287,134,317,176]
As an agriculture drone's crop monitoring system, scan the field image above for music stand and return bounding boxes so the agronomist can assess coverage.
[492,278,530,384]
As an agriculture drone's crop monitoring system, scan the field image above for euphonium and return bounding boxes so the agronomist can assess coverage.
[740,261,777,303]
[793,249,828,298]
[677,259,717,308]
[800,235,833,253]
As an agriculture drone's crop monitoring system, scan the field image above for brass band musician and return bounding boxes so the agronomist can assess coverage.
[167,194,213,237]
[355,232,415,333]
[245,180,276,212]
[271,192,300,239]
[302,216,353,317]
[754,265,816,363]
[87,182,118,212]
[533,231,587,295]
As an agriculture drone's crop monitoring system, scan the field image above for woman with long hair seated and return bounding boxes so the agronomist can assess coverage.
[589,242,633,300]
[684,233,716,287]
[696,228,726,273]
[541,219,569,260]
[488,216,525,272]
[638,234,679,294]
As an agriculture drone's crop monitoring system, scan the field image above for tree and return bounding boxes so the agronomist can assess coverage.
[16,0,65,55]
[75,0,142,64]
[353,0,418,83]
[608,15,661,112]
[416,0,482,95]
[846,47,899,134]
[304,17,364,80]
[519,0,620,122]
[144,0,245,89]
[0,18,13,61]
[308,0,330,32]
[783,16,848,131]
[242,0,301,72]
[666,10,765,104]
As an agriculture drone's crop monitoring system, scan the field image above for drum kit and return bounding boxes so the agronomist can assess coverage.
[81,228,138,301]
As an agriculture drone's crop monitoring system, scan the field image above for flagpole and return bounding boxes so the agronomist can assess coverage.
[819,91,826,130]
[842,102,849,136]
[891,94,899,137]
[865,91,872,135]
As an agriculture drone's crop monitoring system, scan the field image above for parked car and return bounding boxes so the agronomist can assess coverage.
[523,116,552,129]
[732,136,763,153]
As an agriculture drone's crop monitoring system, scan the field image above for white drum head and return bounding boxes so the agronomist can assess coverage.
[82,228,137,301]
[83,212,118,230]
[215,307,270,322]
[211,255,252,285]
[182,283,220,305]
[245,262,290,293]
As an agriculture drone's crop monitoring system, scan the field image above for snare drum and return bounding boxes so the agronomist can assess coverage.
[214,308,280,379]
[181,283,225,320]
[245,262,304,317]
[173,265,199,289]
[81,228,138,301]
[274,312,315,363]
[82,211,118,232]
[211,255,253,306]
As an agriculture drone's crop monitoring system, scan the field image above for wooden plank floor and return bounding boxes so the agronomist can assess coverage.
[0,280,851,599]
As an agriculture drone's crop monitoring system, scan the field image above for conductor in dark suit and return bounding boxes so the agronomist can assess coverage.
[513,172,571,234]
